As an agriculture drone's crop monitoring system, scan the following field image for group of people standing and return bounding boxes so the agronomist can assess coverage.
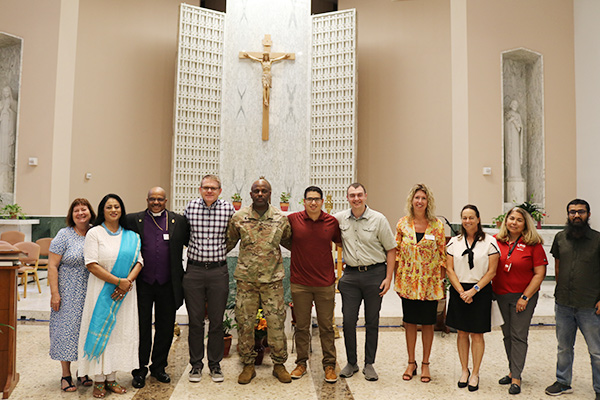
[45,178,600,400]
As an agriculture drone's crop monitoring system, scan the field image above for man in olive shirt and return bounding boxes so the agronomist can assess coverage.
[334,182,397,381]
[545,199,600,399]
[226,177,292,385]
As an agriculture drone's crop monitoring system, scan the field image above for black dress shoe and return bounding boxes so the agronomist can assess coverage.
[151,370,171,383]
[468,376,479,392]
[132,374,145,389]
[457,370,470,389]
[509,383,521,395]
[499,375,511,385]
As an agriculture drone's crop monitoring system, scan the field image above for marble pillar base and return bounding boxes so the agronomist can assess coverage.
[506,178,526,204]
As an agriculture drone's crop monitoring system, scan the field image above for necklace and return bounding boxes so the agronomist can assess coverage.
[101,222,122,236]
[74,225,88,236]
[147,210,166,231]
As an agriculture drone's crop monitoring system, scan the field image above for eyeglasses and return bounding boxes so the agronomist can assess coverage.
[568,209,587,216]
[201,186,220,191]
[304,197,323,203]
[148,197,166,202]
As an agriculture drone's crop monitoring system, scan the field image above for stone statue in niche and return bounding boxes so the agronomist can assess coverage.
[505,99,523,180]
[504,99,526,204]
[0,86,17,194]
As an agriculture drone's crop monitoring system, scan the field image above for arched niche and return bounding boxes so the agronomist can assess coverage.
[501,48,544,211]
[0,32,22,205]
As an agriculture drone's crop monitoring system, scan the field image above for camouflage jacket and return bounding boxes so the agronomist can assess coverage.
[226,204,292,283]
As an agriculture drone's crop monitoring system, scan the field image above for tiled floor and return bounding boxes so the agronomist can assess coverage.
[7,278,597,399]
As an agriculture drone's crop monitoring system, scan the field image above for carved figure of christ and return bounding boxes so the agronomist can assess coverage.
[239,34,295,141]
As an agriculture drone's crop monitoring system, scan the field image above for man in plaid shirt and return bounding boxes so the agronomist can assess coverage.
[183,174,235,383]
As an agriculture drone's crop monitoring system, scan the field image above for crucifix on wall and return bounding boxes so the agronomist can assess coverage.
[239,34,295,141]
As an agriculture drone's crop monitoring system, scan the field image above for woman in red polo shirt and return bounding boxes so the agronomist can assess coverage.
[493,207,547,395]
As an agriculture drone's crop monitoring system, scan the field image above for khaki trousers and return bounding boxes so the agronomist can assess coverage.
[291,283,336,368]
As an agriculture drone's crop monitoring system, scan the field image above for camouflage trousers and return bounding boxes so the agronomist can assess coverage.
[235,280,288,365]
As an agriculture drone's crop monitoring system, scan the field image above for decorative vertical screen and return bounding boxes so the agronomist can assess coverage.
[172,5,225,212]
[311,10,357,214]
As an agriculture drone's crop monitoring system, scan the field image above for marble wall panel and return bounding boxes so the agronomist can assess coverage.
[220,0,311,209]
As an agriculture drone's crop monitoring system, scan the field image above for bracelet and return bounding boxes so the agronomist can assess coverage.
[117,278,121,287]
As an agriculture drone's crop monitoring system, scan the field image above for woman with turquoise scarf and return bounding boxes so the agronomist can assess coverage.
[77,194,143,398]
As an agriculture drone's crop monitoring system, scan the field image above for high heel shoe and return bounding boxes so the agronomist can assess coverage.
[457,369,470,388]
[420,362,431,383]
[468,375,479,392]
[402,361,417,381]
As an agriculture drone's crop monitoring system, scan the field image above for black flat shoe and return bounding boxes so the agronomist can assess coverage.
[509,383,521,395]
[132,374,146,389]
[468,375,479,392]
[499,375,511,385]
[458,370,470,389]
[151,370,171,384]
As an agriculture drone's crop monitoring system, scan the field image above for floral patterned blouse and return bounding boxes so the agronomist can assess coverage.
[394,216,446,300]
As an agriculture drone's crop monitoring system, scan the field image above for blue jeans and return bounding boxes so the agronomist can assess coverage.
[554,302,600,393]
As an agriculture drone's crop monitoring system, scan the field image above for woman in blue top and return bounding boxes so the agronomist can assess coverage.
[48,198,96,392]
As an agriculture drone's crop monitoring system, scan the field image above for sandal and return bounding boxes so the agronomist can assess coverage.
[421,362,431,383]
[77,375,93,387]
[61,376,76,392]
[93,382,106,398]
[402,361,417,381]
[105,381,127,394]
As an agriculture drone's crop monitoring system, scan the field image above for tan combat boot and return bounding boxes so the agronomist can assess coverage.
[238,364,256,384]
[273,364,292,383]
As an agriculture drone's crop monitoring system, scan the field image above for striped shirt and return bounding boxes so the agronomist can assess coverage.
[184,198,235,262]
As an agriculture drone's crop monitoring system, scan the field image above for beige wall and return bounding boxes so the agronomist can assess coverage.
[339,0,453,226]
[2,0,578,223]
[0,0,61,214]
[340,0,575,225]
[466,0,575,224]
[575,0,600,229]
[70,0,183,213]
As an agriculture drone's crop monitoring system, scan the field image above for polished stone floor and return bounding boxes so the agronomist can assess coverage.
[8,279,597,399]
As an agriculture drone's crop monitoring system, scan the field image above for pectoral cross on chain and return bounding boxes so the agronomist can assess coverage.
[239,34,295,141]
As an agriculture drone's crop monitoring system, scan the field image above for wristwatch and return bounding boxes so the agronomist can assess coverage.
[521,294,529,301]
[473,284,481,292]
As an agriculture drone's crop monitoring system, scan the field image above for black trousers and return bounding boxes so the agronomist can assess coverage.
[182,263,229,370]
[134,279,176,376]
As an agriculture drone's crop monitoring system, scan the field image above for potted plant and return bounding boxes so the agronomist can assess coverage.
[280,192,291,211]
[0,204,25,220]
[0,323,15,334]
[222,310,237,357]
[493,213,506,228]
[254,309,268,365]
[231,193,242,210]
[517,196,547,228]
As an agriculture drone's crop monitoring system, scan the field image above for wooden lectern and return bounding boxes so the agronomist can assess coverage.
[0,250,20,399]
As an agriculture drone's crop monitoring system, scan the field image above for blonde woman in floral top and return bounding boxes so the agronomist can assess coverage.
[395,184,446,383]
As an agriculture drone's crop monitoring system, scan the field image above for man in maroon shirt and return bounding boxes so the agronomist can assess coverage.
[287,185,342,383]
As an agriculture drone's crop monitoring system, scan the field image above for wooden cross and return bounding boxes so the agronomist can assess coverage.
[239,34,295,141]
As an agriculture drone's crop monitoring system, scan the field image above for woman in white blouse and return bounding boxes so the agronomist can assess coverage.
[445,205,499,392]
[78,194,143,398]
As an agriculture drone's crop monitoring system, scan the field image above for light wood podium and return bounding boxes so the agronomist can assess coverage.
[0,260,20,399]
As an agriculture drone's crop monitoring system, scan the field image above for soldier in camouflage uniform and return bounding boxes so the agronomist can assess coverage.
[226,178,292,384]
